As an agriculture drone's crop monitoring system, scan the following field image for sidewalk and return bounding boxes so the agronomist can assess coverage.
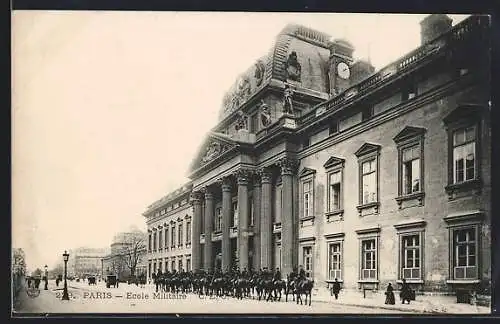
[311,288,490,314]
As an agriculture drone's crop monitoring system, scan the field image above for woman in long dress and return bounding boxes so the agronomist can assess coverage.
[385,283,395,305]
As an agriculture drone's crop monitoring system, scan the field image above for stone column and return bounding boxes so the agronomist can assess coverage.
[190,191,203,271]
[259,168,273,270]
[252,173,262,271]
[220,176,232,271]
[236,169,250,271]
[203,187,214,271]
[279,157,298,276]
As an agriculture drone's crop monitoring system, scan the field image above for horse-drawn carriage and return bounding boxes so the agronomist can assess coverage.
[106,275,119,288]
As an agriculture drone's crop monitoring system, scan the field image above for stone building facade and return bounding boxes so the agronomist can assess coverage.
[67,247,109,278]
[143,183,194,279]
[146,14,491,297]
[101,230,147,280]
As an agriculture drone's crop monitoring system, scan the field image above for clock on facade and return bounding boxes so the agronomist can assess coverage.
[337,62,350,79]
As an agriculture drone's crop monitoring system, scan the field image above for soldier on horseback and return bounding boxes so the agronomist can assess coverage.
[298,265,306,280]
[273,267,281,283]
[155,268,163,292]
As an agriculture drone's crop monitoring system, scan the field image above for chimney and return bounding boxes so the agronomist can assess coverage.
[420,14,453,45]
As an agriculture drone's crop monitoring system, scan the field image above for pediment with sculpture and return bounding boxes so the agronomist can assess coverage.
[190,133,238,172]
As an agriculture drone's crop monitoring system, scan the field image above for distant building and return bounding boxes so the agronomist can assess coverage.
[101,230,147,280]
[143,183,193,279]
[67,247,109,278]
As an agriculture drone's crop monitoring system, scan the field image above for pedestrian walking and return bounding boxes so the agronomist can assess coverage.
[385,283,395,305]
[400,279,412,304]
[331,278,341,300]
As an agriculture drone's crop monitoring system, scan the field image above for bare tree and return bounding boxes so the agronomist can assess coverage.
[119,231,146,278]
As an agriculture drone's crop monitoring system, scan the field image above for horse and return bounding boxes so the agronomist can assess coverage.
[272,279,287,301]
[295,277,314,306]
[285,276,296,302]
[181,277,191,293]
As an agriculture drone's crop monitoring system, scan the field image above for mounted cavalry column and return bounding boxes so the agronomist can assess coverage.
[279,157,298,276]
[259,168,273,270]
[220,176,232,271]
[252,173,262,271]
[190,191,203,271]
[236,169,250,271]
[203,186,214,271]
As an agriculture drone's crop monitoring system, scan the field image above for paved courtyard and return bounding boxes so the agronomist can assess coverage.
[14,280,412,315]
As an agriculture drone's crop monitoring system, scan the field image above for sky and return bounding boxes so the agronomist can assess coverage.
[11,11,469,271]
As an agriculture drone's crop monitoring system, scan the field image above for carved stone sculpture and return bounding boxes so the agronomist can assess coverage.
[283,85,295,115]
[254,60,266,86]
[234,111,249,131]
[201,142,222,164]
[285,51,301,82]
[259,100,272,128]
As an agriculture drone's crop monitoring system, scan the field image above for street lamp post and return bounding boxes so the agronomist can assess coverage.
[62,251,70,301]
[44,265,48,290]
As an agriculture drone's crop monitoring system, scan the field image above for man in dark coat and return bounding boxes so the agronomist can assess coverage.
[400,279,412,304]
[273,268,281,282]
[331,278,341,300]
[298,266,306,280]
[155,269,163,292]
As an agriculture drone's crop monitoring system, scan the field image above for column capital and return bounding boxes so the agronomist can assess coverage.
[278,157,298,176]
[217,176,232,192]
[189,191,204,205]
[258,167,273,184]
[252,172,262,187]
[200,186,215,200]
[234,169,252,185]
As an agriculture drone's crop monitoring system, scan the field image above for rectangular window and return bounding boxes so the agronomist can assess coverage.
[158,231,163,250]
[328,171,342,211]
[303,246,313,278]
[401,234,421,280]
[148,234,152,252]
[328,242,342,280]
[402,145,421,194]
[186,258,191,271]
[275,244,282,270]
[310,129,329,146]
[453,228,478,279]
[171,261,175,271]
[153,232,157,251]
[249,197,254,226]
[303,180,313,217]
[215,207,222,231]
[232,202,238,227]
[186,221,191,244]
[171,225,176,247]
[361,159,377,204]
[178,259,183,271]
[339,111,363,132]
[275,186,282,223]
[453,127,476,184]
[361,239,377,279]
[178,224,183,246]
[165,228,168,248]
